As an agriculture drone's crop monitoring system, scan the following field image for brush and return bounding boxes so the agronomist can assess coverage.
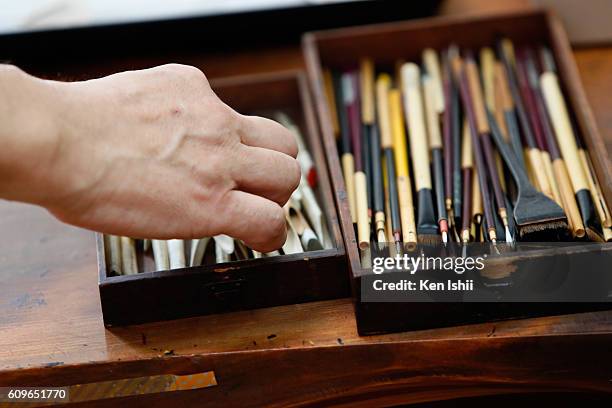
[458,61,497,243]
[460,118,474,243]
[189,238,210,267]
[214,235,236,262]
[540,71,599,237]
[168,239,186,269]
[108,235,123,275]
[376,74,402,245]
[361,58,384,240]
[389,88,418,245]
[342,72,371,249]
[465,55,513,242]
[523,54,584,238]
[360,60,374,223]
[298,177,332,249]
[120,237,138,275]
[152,239,170,270]
[442,55,455,226]
[401,63,441,244]
[488,110,568,240]
[323,69,340,140]
[448,47,464,235]
[423,74,449,243]
[335,73,357,225]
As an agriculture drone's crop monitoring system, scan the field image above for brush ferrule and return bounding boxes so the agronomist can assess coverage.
[461,229,470,243]
[488,228,497,243]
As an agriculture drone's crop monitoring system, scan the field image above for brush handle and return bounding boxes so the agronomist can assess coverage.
[376,74,393,149]
[384,149,402,236]
[370,125,385,214]
[341,153,357,223]
[152,239,170,270]
[360,59,375,125]
[344,73,363,171]
[442,59,454,203]
[108,235,123,275]
[323,69,340,138]
[120,237,138,275]
[461,168,473,240]
[540,72,589,193]
[480,47,496,111]
[401,63,432,191]
[493,63,511,143]
[465,60,490,134]
[354,171,370,249]
[461,119,472,169]
[498,39,538,149]
[488,111,538,194]
[516,53,547,151]
[553,159,585,238]
[423,76,442,149]
[389,89,410,176]
[333,72,351,154]
[451,76,463,219]
[422,48,445,113]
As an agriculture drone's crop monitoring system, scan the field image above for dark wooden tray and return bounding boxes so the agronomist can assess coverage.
[303,9,612,335]
[97,71,349,326]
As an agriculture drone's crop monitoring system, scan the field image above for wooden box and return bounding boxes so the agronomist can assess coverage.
[303,9,612,335]
[97,71,349,326]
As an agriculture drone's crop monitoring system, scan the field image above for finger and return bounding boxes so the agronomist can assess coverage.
[214,190,287,252]
[238,114,298,158]
[231,145,301,206]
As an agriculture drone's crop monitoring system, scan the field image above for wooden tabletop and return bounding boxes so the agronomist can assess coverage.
[1,25,612,408]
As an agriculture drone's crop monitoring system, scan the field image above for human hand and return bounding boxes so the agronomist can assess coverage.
[0,64,300,252]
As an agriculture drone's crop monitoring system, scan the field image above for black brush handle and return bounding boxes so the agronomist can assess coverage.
[370,124,385,214]
[385,149,402,234]
[362,124,373,213]
[488,111,536,195]
[452,82,463,217]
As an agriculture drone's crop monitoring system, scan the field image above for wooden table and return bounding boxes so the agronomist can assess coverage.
[1,20,612,408]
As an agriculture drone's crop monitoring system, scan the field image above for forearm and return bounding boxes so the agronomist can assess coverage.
[0,65,62,205]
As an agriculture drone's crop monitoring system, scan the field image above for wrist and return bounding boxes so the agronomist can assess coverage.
[0,65,64,205]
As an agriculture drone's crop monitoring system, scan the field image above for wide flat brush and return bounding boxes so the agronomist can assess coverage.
[389,88,417,245]
[423,75,449,243]
[540,71,599,237]
[401,63,440,244]
[488,111,568,240]
[376,74,402,245]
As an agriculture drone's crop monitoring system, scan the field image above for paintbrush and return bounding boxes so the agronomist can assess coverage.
[152,239,170,270]
[120,237,138,275]
[442,55,455,226]
[360,59,375,224]
[334,72,357,225]
[389,88,418,246]
[360,58,379,230]
[189,238,210,267]
[498,38,552,200]
[108,235,123,275]
[298,177,332,249]
[343,72,371,250]
[168,239,186,269]
[540,71,599,238]
[423,75,449,243]
[522,54,584,238]
[464,55,513,242]
[448,47,464,236]
[323,69,340,140]
[488,110,568,240]
[458,62,497,243]
[214,235,236,263]
[460,118,474,243]
[401,63,441,245]
[376,74,402,245]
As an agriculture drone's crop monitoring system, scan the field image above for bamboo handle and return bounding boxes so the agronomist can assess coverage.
[480,47,496,111]
[376,74,393,149]
[397,176,417,244]
[360,58,375,125]
[400,63,432,191]
[108,235,122,275]
[422,48,445,113]
[494,62,514,111]
[389,89,409,177]
[168,239,186,269]
[152,239,170,270]
[540,72,589,192]
[120,237,138,275]
[579,149,611,228]
[341,153,357,223]
[465,60,490,134]
[553,159,585,237]
[461,118,472,169]
[501,38,517,70]
[354,172,370,249]
[423,75,442,149]
[472,165,483,217]
[323,69,339,137]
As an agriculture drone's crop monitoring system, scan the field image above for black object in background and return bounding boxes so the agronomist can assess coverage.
[0,0,439,69]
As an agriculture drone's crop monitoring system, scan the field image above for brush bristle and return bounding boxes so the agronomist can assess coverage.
[518,220,568,239]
